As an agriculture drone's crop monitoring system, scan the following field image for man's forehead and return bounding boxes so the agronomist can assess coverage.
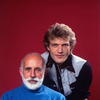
[50,37,70,43]
[23,56,44,67]
[24,54,42,61]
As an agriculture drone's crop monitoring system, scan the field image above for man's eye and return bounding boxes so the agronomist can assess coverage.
[25,67,31,71]
[35,68,42,72]
[62,44,69,47]
[51,44,58,47]
[36,68,42,71]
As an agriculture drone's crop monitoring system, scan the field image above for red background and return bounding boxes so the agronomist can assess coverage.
[0,0,100,100]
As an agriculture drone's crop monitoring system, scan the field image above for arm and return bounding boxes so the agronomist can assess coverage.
[66,62,92,100]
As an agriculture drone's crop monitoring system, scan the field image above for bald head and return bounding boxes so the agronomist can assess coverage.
[20,52,45,71]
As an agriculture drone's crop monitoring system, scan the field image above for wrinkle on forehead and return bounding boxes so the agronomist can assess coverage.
[22,53,44,68]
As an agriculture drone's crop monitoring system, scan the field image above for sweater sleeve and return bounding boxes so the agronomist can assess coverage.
[66,62,92,100]
[1,92,9,100]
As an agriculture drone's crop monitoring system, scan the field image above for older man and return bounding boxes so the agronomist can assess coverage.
[1,52,65,100]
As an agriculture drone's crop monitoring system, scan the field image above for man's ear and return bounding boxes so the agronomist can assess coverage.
[19,68,22,77]
[47,46,50,51]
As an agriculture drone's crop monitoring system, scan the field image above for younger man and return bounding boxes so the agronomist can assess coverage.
[42,23,92,100]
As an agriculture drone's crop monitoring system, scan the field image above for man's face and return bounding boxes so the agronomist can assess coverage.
[47,37,71,66]
[20,56,44,90]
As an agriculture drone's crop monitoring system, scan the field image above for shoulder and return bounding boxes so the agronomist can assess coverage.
[1,86,21,100]
[41,52,49,61]
[72,54,92,68]
[43,85,65,100]
[71,54,92,76]
[41,52,49,57]
[72,54,92,77]
[80,61,92,76]
[72,54,86,63]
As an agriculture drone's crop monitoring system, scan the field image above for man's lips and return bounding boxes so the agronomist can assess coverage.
[56,55,64,58]
[28,80,38,84]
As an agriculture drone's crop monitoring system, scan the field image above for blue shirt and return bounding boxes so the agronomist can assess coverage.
[1,84,66,100]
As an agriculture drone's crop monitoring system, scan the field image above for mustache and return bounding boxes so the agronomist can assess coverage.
[26,77,40,81]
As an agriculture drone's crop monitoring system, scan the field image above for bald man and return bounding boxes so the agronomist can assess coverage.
[1,52,66,100]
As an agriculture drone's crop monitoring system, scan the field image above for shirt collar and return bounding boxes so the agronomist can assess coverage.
[46,53,54,68]
[46,53,75,72]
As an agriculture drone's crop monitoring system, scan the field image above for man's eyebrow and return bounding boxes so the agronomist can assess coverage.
[50,43,58,45]
[25,67,31,70]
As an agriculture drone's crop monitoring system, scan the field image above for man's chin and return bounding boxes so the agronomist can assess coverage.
[23,79,43,90]
[26,82,42,90]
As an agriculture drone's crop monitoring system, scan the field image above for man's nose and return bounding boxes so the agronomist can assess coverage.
[30,70,36,78]
[58,45,63,53]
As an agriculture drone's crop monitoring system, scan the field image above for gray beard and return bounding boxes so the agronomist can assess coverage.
[22,74,44,90]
